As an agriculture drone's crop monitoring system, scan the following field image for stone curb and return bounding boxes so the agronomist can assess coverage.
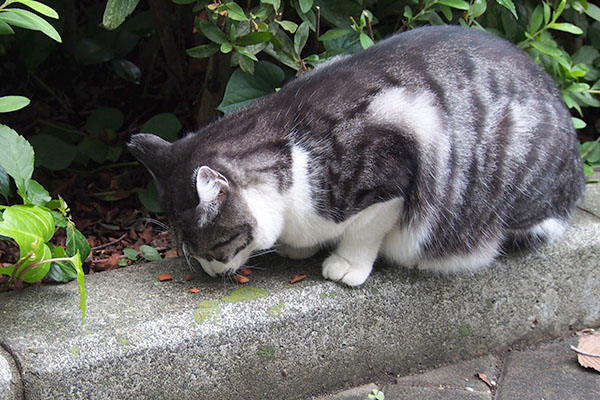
[0,183,599,399]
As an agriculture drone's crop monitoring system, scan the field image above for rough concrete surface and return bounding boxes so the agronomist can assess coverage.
[0,184,598,399]
[0,346,22,400]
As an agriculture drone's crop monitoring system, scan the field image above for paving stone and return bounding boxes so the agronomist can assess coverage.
[495,337,600,400]
[314,383,379,400]
[0,346,21,400]
[382,385,491,400]
[395,354,499,394]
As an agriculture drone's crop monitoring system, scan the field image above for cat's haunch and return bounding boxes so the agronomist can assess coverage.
[129,25,585,286]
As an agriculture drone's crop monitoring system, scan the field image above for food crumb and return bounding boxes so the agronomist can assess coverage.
[189,288,199,293]
[233,275,250,284]
[238,267,253,276]
[185,274,193,281]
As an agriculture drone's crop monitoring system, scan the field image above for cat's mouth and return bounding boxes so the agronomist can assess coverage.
[191,246,253,278]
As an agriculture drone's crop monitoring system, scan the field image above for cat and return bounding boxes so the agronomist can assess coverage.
[129,25,585,286]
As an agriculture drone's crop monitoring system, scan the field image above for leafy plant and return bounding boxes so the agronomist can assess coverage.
[0,0,62,43]
[0,123,89,323]
[368,389,385,400]
[119,244,162,266]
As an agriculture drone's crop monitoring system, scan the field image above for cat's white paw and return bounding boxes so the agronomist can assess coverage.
[276,243,319,260]
[322,254,371,286]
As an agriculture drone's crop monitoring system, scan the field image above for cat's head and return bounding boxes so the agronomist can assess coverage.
[128,133,266,278]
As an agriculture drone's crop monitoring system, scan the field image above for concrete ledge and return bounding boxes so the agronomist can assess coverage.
[1,184,599,399]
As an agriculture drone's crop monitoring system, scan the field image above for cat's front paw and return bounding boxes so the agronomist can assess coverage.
[322,253,371,286]
[276,243,320,260]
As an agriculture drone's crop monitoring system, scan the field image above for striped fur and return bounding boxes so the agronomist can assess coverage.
[129,26,585,285]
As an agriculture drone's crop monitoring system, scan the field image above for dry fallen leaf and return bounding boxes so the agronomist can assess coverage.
[189,288,199,293]
[573,332,600,373]
[290,274,307,284]
[164,248,179,259]
[477,372,495,388]
[157,273,173,281]
[233,275,249,284]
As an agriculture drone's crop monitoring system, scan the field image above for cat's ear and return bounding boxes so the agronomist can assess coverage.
[128,133,172,180]
[195,166,229,224]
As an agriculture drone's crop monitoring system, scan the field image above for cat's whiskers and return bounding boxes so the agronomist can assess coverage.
[181,242,197,272]
[136,217,171,232]
[249,248,276,259]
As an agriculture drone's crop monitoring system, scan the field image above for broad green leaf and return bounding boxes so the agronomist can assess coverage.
[274,20,298,33]
[261,0,280,11]
[85,107,124,135]
[319,28,352,41]
[438,0,469,11]
[102,0,140,30]
[0,124,34,194]
[554,0,566,21]
[314,0,362,28]
[186,43,219,58]
[140,244,161,261]
[0,19,15,34]
[236,31,273,45]
[583,4,600,22]
[0,204,54,282]
[0,166,9,202]
[220,42,233,53]
[294,21,310,57]
[29,134,77,170]
[234,45,258,61]
[359,32,374,49]
[141,113,182,142]
[138,181,164,213]
[581,140,600,164]
[439,4,453,21]
[543,2,551,24]
[196,20,228,44]
[74,38,116,65]
[0,8,61,42]
[219,2,247,21]
[111,59,142,84]
[48,246,78,283]
[0,96,30,113]
[529,5,544,33]
[10,0,59,18]
[26,179,51,206]
[67,224,90,261]
[123,248,138,260]
[548,23,583,35]
[530,40,562,57]
[299,0,313,14]
[572,117,586,129]
[495,0,517,19]
[236,53,255,74]
[218,61,285,113]
[471,0,487,18]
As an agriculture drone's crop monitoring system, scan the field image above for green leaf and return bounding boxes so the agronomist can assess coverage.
[0,19,15,34]
[112,59,142,84]
[299,0,313,14]
[26,179,51,206]
[530,40,562,57]
[234,45,258,61]
[438,0,469,11]
[218,61,285,114]
[102,0,140,30]
[141,113,182,142]
[261,0,280,11]
[123,248,138,260]
[319,28,352,41]
[294,21,310,57]
[220,42,232,53]
[583,4,600,22]
[0,166,9,202]
[0,96,30,113]
[0,204,54,282]
[196,20,228,44]
[48,246,78,283]
[0,124,34,194]
[237,53,255,74]
[138,181,164,213]
[529,4,543,33]
[572,117,586,129]
[543,2,551,24]
[359,32,374,49]
[67,224,91,261]
[471,0,486,18]
[236,31,273,45]
[186,43,219,58]
[314,0,362,28]
[74,38,115,65]
[274,19,298,33]
[548,23,583,35]
[439,4,453,21]
[140,244,161,261]
[219,2,248,21]
[28,134,77,171]
[85,107,124,135]
[495,0,517,19]
[9,0,59,19]
[0,9,61,42]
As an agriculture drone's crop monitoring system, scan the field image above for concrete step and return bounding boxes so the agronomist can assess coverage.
[1,183,599,399]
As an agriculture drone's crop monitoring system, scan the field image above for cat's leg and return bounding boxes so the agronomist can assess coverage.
[322,199,401,286]
[276,243,320,260]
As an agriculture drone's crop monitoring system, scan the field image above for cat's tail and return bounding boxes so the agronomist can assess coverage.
[503,216,572,251]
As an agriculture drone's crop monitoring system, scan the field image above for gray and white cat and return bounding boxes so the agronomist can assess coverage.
[129,25,585,286]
